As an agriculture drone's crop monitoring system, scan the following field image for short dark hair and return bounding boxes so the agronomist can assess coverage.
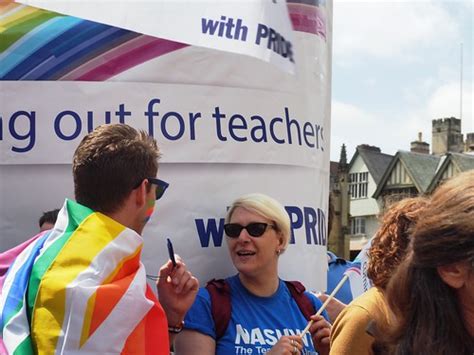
[39,209,60,228]
[73,124,160,213]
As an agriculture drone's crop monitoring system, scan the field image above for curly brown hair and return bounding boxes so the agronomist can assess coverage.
[367,196,428,289]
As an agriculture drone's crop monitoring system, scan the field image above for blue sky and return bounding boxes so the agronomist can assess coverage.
[330,0,473,161]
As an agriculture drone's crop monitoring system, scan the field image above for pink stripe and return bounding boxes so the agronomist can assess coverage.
[345,267,362,276]
[60,35,156,80]
[74,38,188,81]
[288,3,327,40]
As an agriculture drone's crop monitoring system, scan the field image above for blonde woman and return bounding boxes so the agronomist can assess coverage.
[176,193,331,355]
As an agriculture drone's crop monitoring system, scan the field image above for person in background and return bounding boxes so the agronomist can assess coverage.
[377,170,474,355]
[0,124,198,354]
[175,193,331,355]
[318,251,359,323]
[38,208,60,231]
[318,194,361,323]
[329,196,428,355]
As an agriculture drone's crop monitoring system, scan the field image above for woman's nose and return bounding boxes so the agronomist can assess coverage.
[237,228,251,241]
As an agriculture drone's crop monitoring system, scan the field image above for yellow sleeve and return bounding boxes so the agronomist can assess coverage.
[329,304,375,355]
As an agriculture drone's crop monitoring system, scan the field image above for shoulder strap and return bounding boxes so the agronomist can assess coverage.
[284,280,315,321]
[205,278,231,340]
[206,279,315,340]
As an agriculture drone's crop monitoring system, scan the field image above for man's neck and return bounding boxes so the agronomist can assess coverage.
[107,207,143,235]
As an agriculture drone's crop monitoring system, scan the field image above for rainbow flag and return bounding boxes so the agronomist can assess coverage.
[0,2,187,81]
[0,199,169,354]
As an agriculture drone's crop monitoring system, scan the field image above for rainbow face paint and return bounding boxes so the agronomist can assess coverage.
[143,199,155,224]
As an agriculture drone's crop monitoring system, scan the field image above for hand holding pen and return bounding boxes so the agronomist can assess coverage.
[154,238,199,328]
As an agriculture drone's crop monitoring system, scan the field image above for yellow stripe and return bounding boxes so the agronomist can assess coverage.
[31,212,125,355]
[0,6,38,28]
[80,291,97,347]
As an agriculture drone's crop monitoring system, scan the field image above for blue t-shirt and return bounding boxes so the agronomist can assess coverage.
[184,275,329,355]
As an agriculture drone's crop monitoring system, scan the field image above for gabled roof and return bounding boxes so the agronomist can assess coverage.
[451,152,474,171]
[373,151,441,198]
[426,153,474,192]
[348,146,393,184]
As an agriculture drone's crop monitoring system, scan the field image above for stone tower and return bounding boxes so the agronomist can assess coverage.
[465,133,474,152]
[432,117,464,155]
[328,144,350,259]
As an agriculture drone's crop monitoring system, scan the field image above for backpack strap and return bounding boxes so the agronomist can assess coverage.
[206,279,316,341]
[284,280,315,321]
[205,278,231,340]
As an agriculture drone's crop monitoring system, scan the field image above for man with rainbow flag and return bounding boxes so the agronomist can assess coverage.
[0,124,199,354]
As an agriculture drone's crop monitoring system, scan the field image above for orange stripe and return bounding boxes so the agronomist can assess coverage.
[121,286,168,354]
[87,250,142,338]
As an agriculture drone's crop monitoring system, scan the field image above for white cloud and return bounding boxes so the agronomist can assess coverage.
[426,82,474,132]
[329,101,403,159]
[333,0,461,61]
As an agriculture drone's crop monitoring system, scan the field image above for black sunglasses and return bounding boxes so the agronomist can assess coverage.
[135,177,169,200]
[224,222,275,238]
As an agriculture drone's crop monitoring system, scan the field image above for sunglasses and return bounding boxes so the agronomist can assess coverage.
[224,222,275,238]
[135,177,169,200]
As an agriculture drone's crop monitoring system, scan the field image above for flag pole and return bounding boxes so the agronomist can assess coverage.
[299,274,349,338]
[460,42,463,121]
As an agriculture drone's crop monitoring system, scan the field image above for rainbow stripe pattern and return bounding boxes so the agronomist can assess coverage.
[0,199,169,354]
[0,1,328,82]
[0,1,187,81]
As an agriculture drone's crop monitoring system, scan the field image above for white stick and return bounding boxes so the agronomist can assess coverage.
[299,274,349,338]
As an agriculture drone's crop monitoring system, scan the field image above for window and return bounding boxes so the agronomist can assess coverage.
[349,172,369,199]
[350,217,366,235]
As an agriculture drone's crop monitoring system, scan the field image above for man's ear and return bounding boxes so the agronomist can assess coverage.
[133,180,147,207]
[437,262,469,289]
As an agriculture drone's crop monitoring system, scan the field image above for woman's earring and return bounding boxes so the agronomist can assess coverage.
[276,249,281,255]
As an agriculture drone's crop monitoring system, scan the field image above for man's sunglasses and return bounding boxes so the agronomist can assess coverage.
[135,178,169,200]
[224,222,275,238]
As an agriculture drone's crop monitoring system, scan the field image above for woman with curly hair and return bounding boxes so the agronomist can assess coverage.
[378,170,474,355]
[329,196,428,355]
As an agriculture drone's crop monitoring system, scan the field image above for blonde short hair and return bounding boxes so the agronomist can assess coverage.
[225,193,291,252]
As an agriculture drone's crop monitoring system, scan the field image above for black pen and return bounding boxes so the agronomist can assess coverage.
[167,238,177,267]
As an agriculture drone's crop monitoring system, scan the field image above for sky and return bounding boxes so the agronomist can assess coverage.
[330,0,473,161]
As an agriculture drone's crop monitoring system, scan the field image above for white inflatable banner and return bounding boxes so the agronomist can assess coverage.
[0,0,332,291]
[17,0,296,73]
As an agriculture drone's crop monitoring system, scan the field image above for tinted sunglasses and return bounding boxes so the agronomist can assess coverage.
[224,222,275,238]
[135,178,169,200]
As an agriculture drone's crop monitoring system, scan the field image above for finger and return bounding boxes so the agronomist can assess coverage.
[312,328,331,346]
[314,327,331,340]
[309,320,331,337]
[319,335,330,345]
[180,275,199,294]
[288,336,303,351]
[174,270,192,293]
[310,314,325,322]
[157,260,174,285]
[168,261,188,286]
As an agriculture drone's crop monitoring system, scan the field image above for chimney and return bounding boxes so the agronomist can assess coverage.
[410,132,430,154]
